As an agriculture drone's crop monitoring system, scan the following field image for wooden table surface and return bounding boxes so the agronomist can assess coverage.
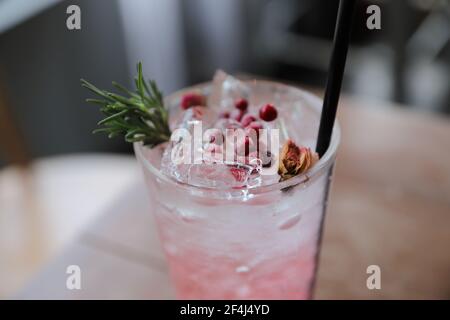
[18,95,450,300]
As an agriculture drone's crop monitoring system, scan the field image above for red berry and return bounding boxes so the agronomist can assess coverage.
[230,109,244,122]
[190,106,205,119]
[219,111,230,119]
[234,135,254,157]
[245,121,264,141]
[248,121,263,131]
[181,93,205,110]
[243,136,257,156]
[241,114,257,127]
[204,142,222,154]
[244,136,251,156]
[259,104,278,121]
[230,167,247,182]
[235,98,248,111]
[206,128,224,145]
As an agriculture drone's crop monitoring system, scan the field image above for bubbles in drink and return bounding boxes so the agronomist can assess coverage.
[278,212,302,230]
[236,285,251,298]
[235,265,251,273]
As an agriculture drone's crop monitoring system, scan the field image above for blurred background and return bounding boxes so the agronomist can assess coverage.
[0,0,449,299]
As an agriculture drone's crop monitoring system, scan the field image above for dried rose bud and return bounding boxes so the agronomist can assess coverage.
[278,140,319,181]
[180,92,206,110]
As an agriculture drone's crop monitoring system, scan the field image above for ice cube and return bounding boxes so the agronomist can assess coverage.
[160,142,191,183]
[187,163,254,188]
[208,70,250,111]
[171,106,217,133]
[160,137,263,188]
[213,118,243,131]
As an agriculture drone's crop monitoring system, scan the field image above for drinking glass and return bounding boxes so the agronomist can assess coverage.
[134,80,340,299]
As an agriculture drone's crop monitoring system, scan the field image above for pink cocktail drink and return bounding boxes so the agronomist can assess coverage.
[135,80,339,299]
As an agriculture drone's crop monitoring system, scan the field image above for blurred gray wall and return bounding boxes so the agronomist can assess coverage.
[0,0,131,162]
[0,0,248,166]
[1,0,447,168]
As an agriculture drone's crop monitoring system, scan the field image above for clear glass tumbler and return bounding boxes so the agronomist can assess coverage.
[134,81,340,299]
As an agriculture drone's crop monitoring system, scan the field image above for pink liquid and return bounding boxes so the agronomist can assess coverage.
[147,174,328,300]
[165,247,316,299]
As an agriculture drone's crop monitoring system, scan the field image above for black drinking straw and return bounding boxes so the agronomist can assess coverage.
[316,0,356,157]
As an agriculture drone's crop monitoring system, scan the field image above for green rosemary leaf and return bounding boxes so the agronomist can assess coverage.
[86,98,107,106]
[112,81,137,97]
[81,62,171,147]
[137,64,145,95]
[149,80,163,105]
[97,109,128,125]
[81,79,114,102]
[142,79,152,98]
[92,128,111,134]
[125,129,144,141]
[108,132,120,139]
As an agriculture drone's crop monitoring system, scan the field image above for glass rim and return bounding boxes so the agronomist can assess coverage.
[134,79,340,196]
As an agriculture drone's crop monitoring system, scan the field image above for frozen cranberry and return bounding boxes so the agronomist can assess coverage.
[234,134,254,157]
[245,121,264,141]
[206,128,224,145]
[205,142,223,154]
[248,121,263,131]
[180,93,205,110]
[190,106,205,119]
[230,167,247,182]
[214,118,242,131]
[259,103,278,121]
[235,98,248,112]
[203,143,224,164]
[219,111,230,119]
[244,136,252,156]
[241,114,257,127]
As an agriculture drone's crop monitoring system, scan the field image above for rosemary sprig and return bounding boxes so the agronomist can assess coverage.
[81,62,171,147]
